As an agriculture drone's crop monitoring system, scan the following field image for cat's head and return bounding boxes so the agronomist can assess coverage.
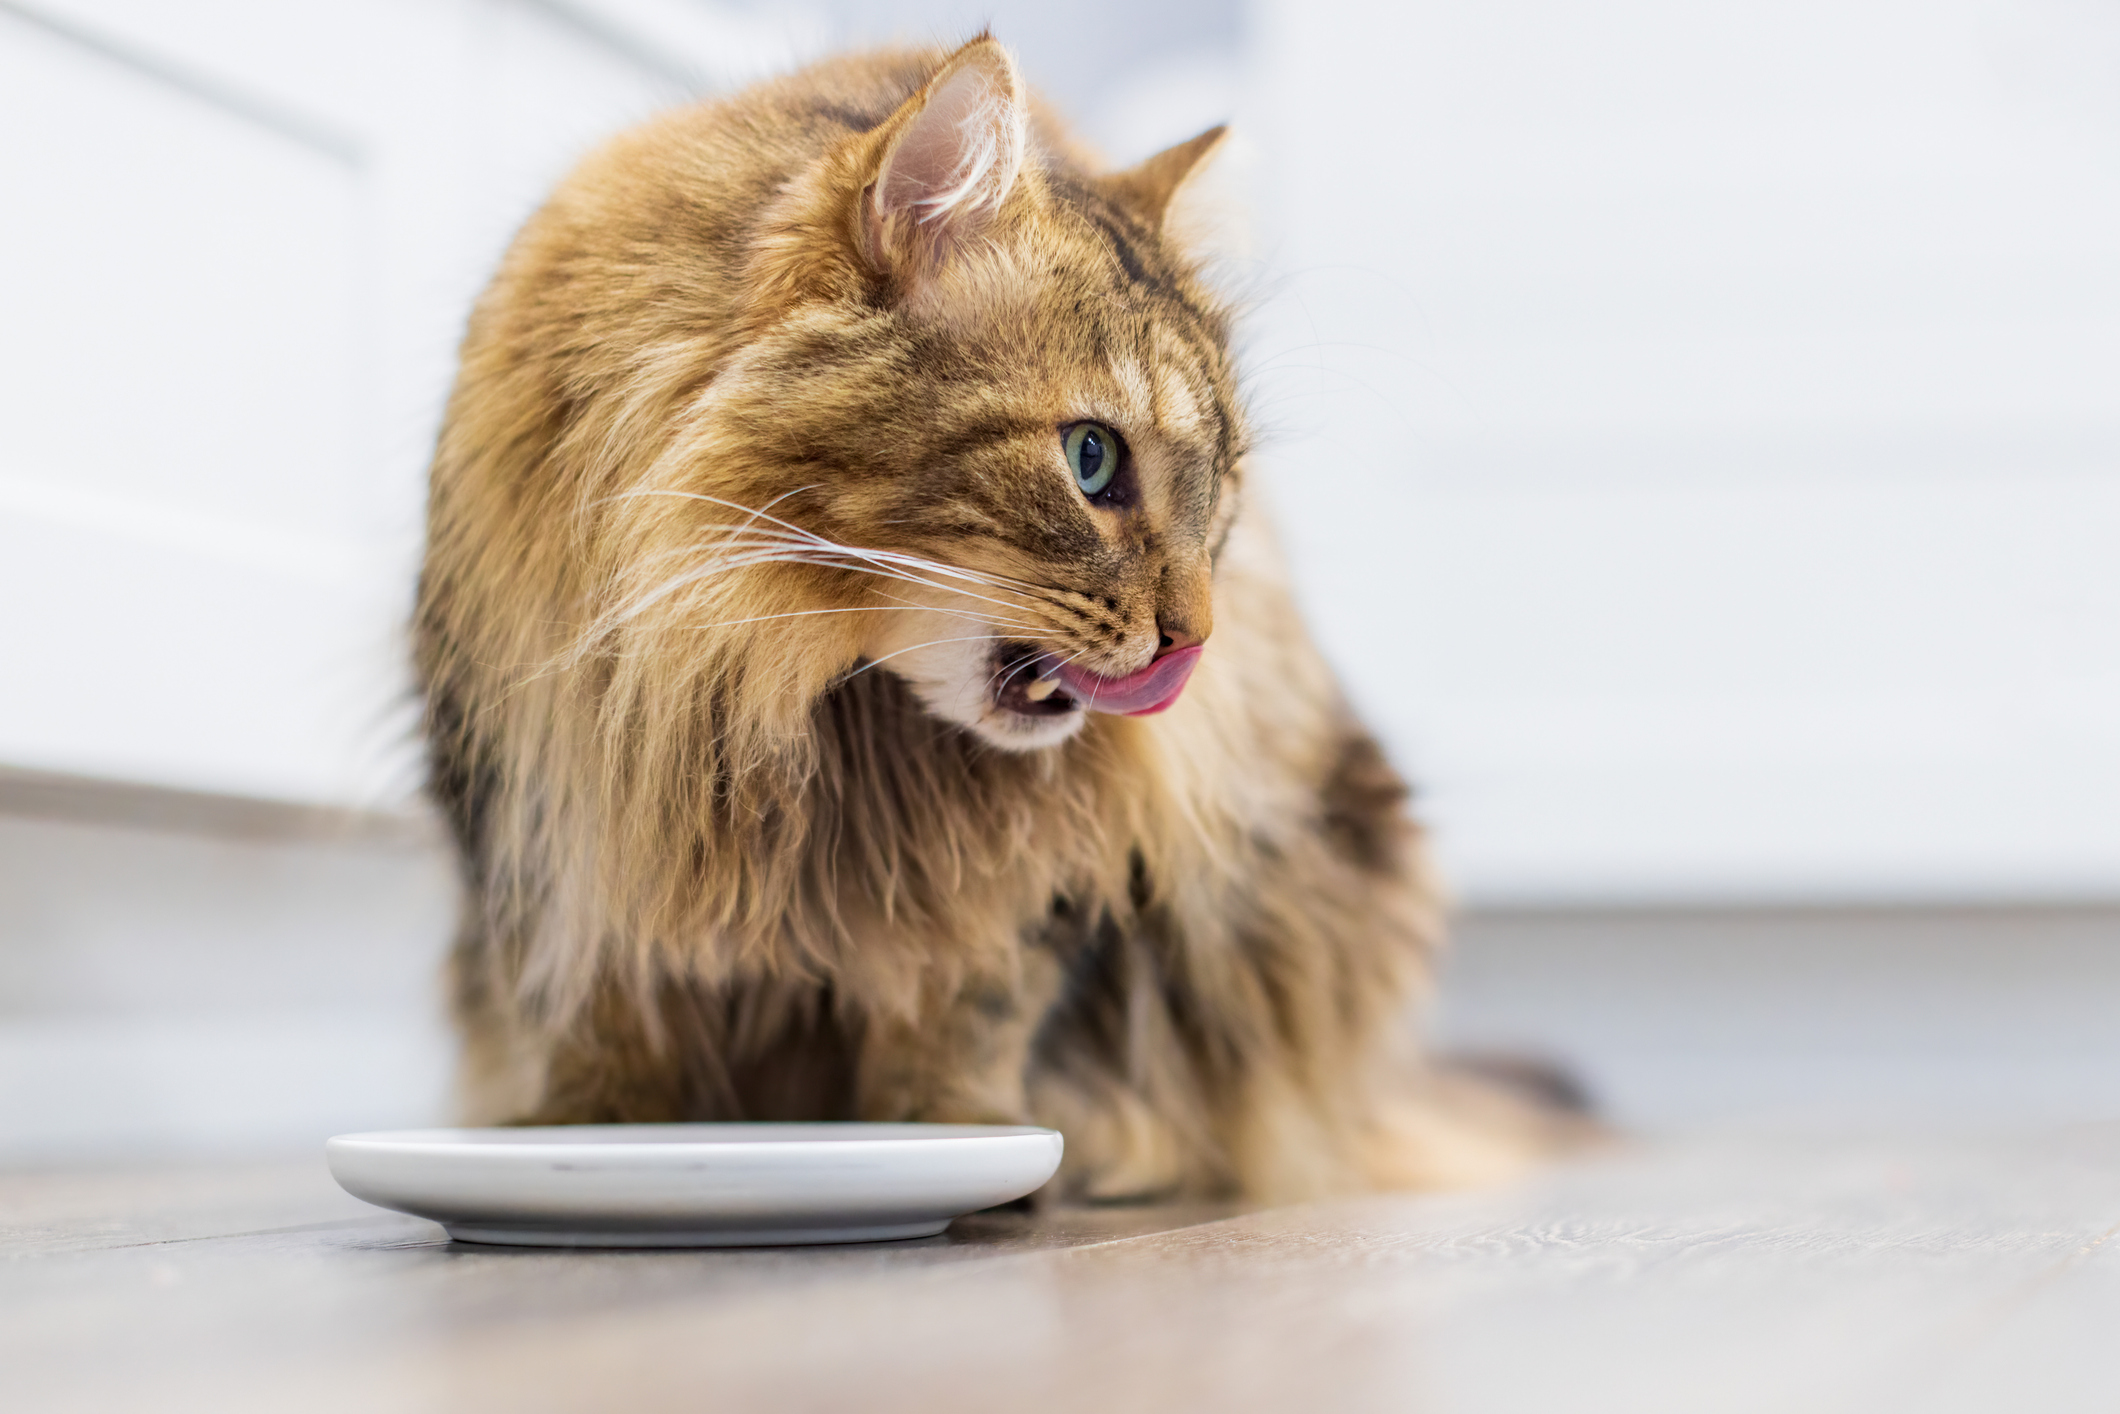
[611,38,1247,754]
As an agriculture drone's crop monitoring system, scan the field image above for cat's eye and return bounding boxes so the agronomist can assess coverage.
[1064,423,1121,499]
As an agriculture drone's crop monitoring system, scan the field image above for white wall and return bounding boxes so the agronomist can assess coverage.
[1247,0,2120,903]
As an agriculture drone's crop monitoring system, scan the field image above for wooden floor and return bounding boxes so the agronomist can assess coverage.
[8,1127,2118,1413]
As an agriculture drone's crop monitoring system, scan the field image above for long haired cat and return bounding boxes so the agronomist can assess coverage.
[416,36,1566,1201]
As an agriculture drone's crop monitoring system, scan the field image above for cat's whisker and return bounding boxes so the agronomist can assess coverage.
[683,606,1029,633]
[855,583,1033,628]
[982,643,1091,696]
[984,643,1060,692]
[986,655,1035,692]
[604,483,820,526]
[611,530,1055,631]
[757,538,1043,604]
[623,488,1052,600]
[588,544,1049,645]
[597,546,945,623]
[698,546,1053,625]
[838,633,1021,682]
[720,549,1044,616]
[618,504,1092,637]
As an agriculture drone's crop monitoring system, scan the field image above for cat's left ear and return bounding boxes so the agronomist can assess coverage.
[863,37,1029,281]
[1102,126,1229,230]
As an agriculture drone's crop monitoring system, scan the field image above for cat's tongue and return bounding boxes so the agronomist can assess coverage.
[1053,645,1203,717]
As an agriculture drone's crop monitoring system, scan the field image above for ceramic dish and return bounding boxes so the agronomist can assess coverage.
[325,1123,1063,1247]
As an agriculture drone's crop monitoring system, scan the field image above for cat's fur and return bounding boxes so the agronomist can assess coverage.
[416,36,1565,1201]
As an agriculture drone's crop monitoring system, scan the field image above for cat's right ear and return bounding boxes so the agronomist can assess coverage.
[860,37,1028,284]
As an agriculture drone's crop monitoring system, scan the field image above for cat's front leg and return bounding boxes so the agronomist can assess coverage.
[853,950,1062,1127]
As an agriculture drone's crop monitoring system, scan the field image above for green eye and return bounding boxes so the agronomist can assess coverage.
[1064,422,1120,498]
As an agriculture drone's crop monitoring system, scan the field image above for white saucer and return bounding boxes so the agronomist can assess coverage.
[325,1123,1063,1247]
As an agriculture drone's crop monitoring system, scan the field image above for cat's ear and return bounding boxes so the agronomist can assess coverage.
[1103,125,1229,230]
[863,37,1029,280]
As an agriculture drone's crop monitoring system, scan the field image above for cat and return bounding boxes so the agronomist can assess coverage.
[415,35,1572,1202]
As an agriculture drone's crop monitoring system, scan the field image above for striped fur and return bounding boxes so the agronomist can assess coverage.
[415,37,1570,1201]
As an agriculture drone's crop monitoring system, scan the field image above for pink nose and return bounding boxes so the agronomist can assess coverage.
[1155,619,1206,658]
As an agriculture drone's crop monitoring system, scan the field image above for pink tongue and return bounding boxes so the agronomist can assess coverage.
[1053,645,1203,717]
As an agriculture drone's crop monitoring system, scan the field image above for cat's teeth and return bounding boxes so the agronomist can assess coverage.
[1023,676,1060,702]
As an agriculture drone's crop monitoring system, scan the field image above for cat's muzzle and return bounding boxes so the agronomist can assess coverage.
[991,641,1204,719]
[992,643,1081,718]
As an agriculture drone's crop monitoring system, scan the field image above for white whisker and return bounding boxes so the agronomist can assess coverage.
[620,489,1055,598]
[984,643,1091,695]
[615,544,1047,629]
[840,633,1018,680]
[685,606,1034,633]
[575,491,1081,672]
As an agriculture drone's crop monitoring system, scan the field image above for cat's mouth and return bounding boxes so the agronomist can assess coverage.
[991,642,1204,719]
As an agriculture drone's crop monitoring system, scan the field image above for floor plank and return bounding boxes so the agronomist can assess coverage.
[7,1128,2117,1412]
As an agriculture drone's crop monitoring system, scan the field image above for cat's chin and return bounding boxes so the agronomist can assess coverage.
[906,674,1088,754]
[869,620,1091,754]
[963,706,1089,753]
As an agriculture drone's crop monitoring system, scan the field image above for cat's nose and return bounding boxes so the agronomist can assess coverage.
[1154,561,1213,658]
[1155,616,1207,658]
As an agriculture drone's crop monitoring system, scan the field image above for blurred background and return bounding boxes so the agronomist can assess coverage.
[2,0,2115,1162]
